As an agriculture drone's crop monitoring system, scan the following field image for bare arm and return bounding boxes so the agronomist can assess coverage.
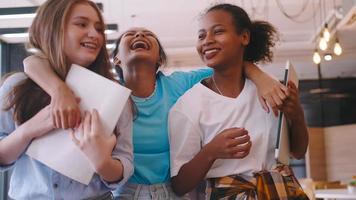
[172,128,251,196]
[172,146,215,196]
[244,61,288,116]
[23,56,65,97]
[0,106,53,165]
[23,56,81,129]
[289,114,308,159]
[244,63,308,158]
[282,81,308,159]
[96,157,124,183]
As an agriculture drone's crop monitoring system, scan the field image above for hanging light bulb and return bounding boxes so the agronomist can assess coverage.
[324,53,333,61]
[313,50,321,64]
[319,37,328,51]
[323,23,330,42]
[333,38,342,56]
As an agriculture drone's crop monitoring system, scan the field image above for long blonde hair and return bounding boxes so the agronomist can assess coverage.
[29,0,112,80]
[5,0,113,124]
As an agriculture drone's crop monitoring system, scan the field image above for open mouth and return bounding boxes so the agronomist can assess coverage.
[131,40,149,50]
[202,48,221,60]
[203,48,220,55]
[80,42,98,50]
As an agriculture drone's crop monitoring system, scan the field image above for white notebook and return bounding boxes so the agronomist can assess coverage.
[26,64,131,185]
[275,60,299,165]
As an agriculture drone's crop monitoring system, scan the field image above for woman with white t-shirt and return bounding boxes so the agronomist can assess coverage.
[168,4,309,199]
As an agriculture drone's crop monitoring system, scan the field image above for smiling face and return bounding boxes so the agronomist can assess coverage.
[63,2,104,68]
[115,27,161,69]
[196,10,249,69]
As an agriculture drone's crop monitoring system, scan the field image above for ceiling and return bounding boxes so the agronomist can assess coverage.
[0,0,356,80]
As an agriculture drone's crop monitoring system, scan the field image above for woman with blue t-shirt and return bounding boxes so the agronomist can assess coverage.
[24,26,288,199]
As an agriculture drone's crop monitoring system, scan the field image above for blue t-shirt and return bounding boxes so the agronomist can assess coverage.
[129,69,212,184]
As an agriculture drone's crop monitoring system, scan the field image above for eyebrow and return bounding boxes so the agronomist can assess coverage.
[124,30,155,36]
[72,16,89,21]
[198,24,225,32]
[123,31,135,35]
[72,16,103,29]
[72,16,101,24]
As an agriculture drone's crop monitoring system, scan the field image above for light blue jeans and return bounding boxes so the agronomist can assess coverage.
[114,182,199,200]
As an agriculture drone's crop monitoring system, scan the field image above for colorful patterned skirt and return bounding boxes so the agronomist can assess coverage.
[206,164,309,200]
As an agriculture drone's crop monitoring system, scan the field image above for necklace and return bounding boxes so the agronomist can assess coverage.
[131,83,157,103]
[212,76,224,96]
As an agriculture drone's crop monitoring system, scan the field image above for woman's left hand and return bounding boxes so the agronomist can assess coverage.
[279,81,303,122]
[70,109,116,171]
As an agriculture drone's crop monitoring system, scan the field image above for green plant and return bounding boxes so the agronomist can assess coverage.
[349,180,356,186]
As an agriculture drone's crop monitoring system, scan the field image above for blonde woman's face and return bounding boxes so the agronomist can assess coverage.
[64,3,104,67]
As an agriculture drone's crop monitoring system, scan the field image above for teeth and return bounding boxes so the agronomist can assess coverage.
[81,42,97,49]
[132,41,148,50]
[204,49,218,55]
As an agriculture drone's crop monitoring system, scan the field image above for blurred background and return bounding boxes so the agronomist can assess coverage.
[1,0,356,199]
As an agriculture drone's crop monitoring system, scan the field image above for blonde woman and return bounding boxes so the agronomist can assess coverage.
[0,0,133,199]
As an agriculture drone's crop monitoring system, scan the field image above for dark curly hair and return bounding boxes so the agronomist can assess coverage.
[206,3,279,63]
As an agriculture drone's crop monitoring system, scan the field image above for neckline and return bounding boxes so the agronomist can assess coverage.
[199,78,250,102]
[131,83,157,103]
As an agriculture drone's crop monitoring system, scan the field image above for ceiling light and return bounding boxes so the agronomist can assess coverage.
[0,13,36,20]
[313,50,321,64]
[319,37,328,51]
[333,39,342,56]
[323,23,330,42]
[324,53,332,61]
[1,32,29,38]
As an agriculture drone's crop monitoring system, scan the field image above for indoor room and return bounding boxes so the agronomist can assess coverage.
[1,0,356,199]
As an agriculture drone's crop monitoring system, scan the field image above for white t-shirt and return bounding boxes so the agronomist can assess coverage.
[169,79,278,178]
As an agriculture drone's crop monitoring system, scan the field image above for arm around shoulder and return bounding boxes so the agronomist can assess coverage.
[23,55,81,129]
[244,61,288,116]
[23,55,65,97]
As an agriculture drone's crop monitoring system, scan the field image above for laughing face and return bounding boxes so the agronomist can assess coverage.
[196,10,249,69]
[115,27,161,69]
[63,3,104,68]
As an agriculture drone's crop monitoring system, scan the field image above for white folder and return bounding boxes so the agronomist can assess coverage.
[26,64,131,185]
